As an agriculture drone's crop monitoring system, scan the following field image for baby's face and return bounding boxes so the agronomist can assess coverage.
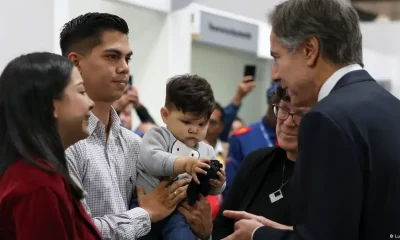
[164,109,209,148]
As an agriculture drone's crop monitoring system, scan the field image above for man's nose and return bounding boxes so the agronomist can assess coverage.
[271,62,280,82]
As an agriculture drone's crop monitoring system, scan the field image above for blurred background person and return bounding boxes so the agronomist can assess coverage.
[225,81,279,193]
[228,117,245,138]
[135,122,158,138]
[0,52,100,239]
[204,102,229,219]
[113,85,155,129]
[213,85,309,239]
[218,76,256,142]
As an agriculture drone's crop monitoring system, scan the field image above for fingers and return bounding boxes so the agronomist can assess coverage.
[136,185,145,197]
[179,200,194,212]
[170,187,187,205]
[168,178,190,192]
[177,206,191,217]
[198,158,211,164]
[194,166,207,175]
[217,171,226,181]
[158,178,171,189]
[223,210,253,221]
[242,76,254,82]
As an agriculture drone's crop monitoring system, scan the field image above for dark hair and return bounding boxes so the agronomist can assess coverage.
[214,102,225,122]
[60,12,129,56]
[165,74,216,120]
[0,52,84,199]
[234,117,244,123]
[274,85,290,102]
[269,0,363,67]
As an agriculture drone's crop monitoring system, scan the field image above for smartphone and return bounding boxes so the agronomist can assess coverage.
[244,65,256,81]
[128,75,134,86]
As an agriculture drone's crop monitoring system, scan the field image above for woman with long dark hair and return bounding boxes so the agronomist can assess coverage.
[0,52,102,239]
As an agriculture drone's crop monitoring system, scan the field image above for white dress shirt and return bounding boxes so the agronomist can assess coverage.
[318,64,363,102]
[66,109,151,240]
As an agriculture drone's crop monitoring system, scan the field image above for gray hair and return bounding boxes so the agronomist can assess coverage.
[269,0,363,67]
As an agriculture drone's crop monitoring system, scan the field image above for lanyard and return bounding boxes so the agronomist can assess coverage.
[259,120,274,147]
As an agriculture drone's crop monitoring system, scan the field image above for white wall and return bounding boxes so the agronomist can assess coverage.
[191,42,271,124]
[361,21,400,57]
[360,22,400,97]
[192,0,284,22]
[0,0,58,71]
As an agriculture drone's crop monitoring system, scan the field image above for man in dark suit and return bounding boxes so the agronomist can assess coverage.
[221,0,400,239]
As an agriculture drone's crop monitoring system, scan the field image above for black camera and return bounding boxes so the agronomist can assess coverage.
[186,160,222,206]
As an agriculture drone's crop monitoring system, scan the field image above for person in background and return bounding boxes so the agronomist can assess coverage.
[0,52,100,239]
[228,117,245,138]
[205,103,229,169]
[135,122,158,138]
[226,0,400,239]
[213,85,310,239]
[218,76,255,142]
[113,85,156,128]
[225,82,279,193]
[204,103,229,219]
[60,13,212,240]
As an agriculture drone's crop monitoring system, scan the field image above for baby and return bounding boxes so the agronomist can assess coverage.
[133,74,226,240]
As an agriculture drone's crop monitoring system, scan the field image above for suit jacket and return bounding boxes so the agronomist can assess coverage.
[254,70,400,240]
[0,160,103,240]
[213,147,286,239]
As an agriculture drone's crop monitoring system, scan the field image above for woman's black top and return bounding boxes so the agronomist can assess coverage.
[213,147,295,239]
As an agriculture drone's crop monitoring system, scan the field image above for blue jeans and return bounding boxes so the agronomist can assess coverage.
[130,189,196,240]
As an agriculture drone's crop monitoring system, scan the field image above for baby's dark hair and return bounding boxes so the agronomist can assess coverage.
[165,74,215,120]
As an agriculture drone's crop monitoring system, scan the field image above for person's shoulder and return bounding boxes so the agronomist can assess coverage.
[120,126,142,143]
[244,147,279,166]
[232,126,253,138]
[0,160,65,198]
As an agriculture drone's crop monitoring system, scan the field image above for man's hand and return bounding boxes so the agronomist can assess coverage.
[232,76,256,105]
[178,194,213,240]
[210,168,226,189]
[137,178,190,223]
[223,210,293,231]
[221,219,263,240]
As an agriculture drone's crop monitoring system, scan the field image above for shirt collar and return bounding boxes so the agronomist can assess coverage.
[88,107,121,137]
[318,64,362,102]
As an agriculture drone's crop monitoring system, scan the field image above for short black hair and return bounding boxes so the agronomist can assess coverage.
[60,12,129,56]
[165,74,215,120]
[214,102,225,122]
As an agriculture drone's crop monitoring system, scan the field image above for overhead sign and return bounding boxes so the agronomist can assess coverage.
[191,11,259,54]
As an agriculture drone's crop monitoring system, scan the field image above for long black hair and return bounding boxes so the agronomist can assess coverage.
[0,52,84,199]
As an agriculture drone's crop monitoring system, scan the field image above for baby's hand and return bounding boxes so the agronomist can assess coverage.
[186,158,210,184]
[210,168,226,189]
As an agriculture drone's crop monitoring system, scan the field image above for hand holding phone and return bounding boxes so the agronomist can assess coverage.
[244,65,256,81]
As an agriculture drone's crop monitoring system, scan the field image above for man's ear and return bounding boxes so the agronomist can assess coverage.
[160,107,169,124]
[68,52,83,71]
[302,36,320,67]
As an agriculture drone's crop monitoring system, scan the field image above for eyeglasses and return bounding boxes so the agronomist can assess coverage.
[273,104,304,126]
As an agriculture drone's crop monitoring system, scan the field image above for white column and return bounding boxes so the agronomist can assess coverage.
[0,0,69,71]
